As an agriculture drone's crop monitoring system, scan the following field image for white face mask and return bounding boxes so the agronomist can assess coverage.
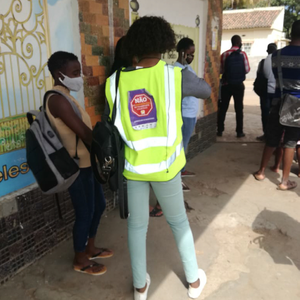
[59,72,83,92]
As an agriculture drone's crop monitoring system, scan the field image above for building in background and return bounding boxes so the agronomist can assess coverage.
[221,7,287,79]
[0,0,222,283]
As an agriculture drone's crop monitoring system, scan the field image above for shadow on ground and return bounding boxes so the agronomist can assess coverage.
[252,209,300,270]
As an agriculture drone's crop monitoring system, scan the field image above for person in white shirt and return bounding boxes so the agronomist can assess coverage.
[256,43,277,141]
[174,38,198,192]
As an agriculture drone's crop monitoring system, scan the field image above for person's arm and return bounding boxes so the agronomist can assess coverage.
[48,94,93,145]
[182,68,211,99]
[263,56,272,79]
[243,52,251,74]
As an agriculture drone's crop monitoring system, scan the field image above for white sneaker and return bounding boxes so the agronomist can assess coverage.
[134,273,151,300]
[188,269,207,299]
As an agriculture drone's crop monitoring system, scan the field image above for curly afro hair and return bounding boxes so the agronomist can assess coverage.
[123,16,176,60]
[47,51,78,77]
[176,38,195,53]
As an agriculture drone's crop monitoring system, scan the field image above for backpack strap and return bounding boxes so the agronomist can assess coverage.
[43,90,83,160]
[111,68,121,124]
[43,90,82,119]
[277,49,283,98]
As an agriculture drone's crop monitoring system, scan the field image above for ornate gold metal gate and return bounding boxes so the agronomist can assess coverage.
[0,0,51,154]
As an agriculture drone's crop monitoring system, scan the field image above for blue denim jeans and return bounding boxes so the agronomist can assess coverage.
[68,167,106,252]
[127,173,199,288]
[182,117,197,171]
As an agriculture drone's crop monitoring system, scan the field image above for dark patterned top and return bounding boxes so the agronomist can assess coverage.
[272,46,300,98]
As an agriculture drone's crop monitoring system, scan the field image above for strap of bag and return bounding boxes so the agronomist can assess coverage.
[43,90,83,159]
[74,135,79,160]
[43,90,82,119]
[277,49,284,98]
[111,69,121,124]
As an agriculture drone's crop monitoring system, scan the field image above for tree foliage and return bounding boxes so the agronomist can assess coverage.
[223,0,300,38]
[271,0,300,38]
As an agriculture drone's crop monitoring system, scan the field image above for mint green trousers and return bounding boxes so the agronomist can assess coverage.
[127,173,199,288]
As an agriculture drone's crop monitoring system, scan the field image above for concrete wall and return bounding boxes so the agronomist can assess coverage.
[133,0,208,118]
[132,0,221,152]
[271,7,285,32]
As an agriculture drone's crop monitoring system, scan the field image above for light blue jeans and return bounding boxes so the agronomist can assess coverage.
[182,117,197,171]
[127,173,199,288]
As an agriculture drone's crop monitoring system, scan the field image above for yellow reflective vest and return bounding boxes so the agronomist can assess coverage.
[105,60,185,182]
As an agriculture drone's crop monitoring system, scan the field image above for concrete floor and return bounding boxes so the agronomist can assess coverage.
[1,81,300,300]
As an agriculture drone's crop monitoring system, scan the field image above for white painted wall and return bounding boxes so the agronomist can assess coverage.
[221,7,286,79]
[271,7,285,31]
[47,0,83,106]
[130,0,209,117]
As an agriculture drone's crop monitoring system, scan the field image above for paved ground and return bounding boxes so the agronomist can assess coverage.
[1,81,300,300]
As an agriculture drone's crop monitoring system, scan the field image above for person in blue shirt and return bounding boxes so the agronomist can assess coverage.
[174,38,201,192]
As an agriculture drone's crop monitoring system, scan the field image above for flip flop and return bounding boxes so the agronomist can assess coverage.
[253,173,265,181]
[74,262,107,276]
[88,248,113,259]
[277,181,297,191]
[149,206,163,217]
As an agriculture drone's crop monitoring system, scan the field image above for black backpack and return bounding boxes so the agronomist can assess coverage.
[253,59,268,97]
[224,49,246,85]
[90,69,128,219]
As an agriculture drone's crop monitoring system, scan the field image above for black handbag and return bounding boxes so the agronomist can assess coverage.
[90,69,129,219]
[278,49,300,128]
[253,59,268,97]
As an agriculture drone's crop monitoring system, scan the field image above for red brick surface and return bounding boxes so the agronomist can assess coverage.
[204,0,222,116]
[79,0,129,126]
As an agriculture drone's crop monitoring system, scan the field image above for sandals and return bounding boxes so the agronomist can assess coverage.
[277,180,297,191]
[149,206,163,217]
[74,262,107,276]
[88,248,113,260]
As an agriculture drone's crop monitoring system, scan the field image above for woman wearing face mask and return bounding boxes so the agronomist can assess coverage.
[46,51,113,275]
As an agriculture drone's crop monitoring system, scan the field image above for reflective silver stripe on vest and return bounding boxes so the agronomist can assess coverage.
[109,65,178,151]
[125,142,183,175]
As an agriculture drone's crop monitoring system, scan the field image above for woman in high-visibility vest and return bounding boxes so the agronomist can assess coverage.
[105,16,211,300]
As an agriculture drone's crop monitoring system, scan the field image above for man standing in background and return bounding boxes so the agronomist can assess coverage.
[254,20,300,190]
[217,35,250,138]
[175,38,202,192]
[255,43,277,141]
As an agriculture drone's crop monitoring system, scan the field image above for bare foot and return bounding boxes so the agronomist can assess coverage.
[253,172,265,181]
[136,283,147,293]
[277,180,297,191]
[270,166,280,173]
[190,278,200,289]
